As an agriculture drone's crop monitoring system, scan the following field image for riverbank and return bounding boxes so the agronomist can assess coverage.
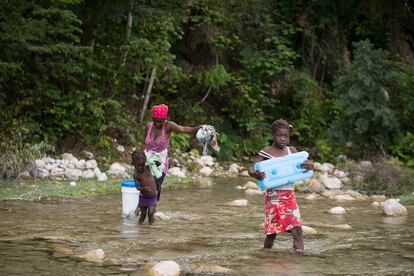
[0,176,200,203]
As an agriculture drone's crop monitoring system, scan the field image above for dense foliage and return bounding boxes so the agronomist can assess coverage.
[1,0,413,166]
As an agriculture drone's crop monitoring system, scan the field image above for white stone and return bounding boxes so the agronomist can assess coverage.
[116,145,125,152]
[328,206,346,215]
[168,167,186,177]
[245,188,264,195]
[200,155,214,166]
[334,194,355,201]
[64,169,83,181]
[305,193,319,200]
[97,173,108,182]
[107,162,127,176]
[150,261,180,276]
[61,153,76,161]
[59,159,69,169]
[235,185,244,190]
[332,169,346,178]
[50,167,65,179]
[69,181,77,187]
[383,199,408,217]
[199,166,213,177]
[240,170,250,176]
[81,249,105,262]
[372,201,380,207]
[302,225,318,235]
[154,212,170,221]
[315,163,331,173]
[36,168,49,179]
[45,163,58,171]
[85,159,97,169]
[76,159,86,169]
[319,173,342,189]
[371,195,387,201]
[228,163,239,173]
[194,158,205,167]
[225,199,249,207]
[35,159,46,169]
[93,167,102,177]
[82,170,95,179]
[243,181,258,189]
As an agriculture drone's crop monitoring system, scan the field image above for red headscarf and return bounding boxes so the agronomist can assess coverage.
[151,104,169,119]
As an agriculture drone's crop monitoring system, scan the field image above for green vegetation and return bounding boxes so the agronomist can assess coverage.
[1,0,414,197]
[348,158,414,198]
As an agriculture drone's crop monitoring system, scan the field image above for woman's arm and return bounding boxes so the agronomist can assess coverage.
[140,123,150,150]
[167,121,200,134]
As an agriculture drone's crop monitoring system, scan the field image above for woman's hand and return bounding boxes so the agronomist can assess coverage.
[300,160,314,170]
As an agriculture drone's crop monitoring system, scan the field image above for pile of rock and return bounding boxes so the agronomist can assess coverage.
[28,153,108,182]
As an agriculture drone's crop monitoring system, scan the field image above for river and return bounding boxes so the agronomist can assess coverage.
[1,177,413,275]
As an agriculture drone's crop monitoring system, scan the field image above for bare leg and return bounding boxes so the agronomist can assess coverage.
[138,207,147,224]
[148,205,156,225]
[292,226,304,255]
[264,233,276,249]
[134,202,140,217]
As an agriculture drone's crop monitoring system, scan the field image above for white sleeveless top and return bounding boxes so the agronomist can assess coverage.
[258,146,294,191]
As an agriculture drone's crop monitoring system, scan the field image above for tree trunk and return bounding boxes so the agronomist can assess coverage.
[120,0,134,66]
[139,67,157,123]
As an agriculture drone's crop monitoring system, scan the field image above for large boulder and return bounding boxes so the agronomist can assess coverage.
[383,199,408,217]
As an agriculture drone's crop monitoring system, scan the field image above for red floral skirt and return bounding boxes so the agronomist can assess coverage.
[264,190,301,235]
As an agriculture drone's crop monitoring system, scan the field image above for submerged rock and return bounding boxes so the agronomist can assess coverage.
[79,249,105,262]
[245,188,263,195]
[383,199,408,217]
[155,212,170,221]
[305,193,319,200]
[328,206,346,215]
[149,261,180,276]
[302,225,318,235]
[243,181,258,189]
[225,199,249,207]
[188,263,233,275]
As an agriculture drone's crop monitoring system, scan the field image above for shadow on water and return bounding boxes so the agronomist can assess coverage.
[1,177,414,275]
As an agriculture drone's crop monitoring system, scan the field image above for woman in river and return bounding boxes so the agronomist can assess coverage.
[141,104,201,201]
[248,119,314,254]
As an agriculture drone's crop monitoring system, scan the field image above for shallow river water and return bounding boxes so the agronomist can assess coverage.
[1,177,413,275]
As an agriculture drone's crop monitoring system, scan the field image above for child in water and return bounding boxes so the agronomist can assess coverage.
[131,151,158,225]
[248,119,314,254]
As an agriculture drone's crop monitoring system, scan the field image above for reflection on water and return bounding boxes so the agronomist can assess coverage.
[1,177,414,275]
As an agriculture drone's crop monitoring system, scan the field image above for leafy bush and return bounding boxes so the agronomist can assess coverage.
[350,158,414,196]
[331,40,414,156]
[0,118,53,182]
[391,132,414,168]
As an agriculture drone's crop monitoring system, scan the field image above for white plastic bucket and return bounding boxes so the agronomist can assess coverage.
[121,180,140,217]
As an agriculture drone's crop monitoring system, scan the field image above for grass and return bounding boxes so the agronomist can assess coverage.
[0,176,201,202]
[398,194,414,205]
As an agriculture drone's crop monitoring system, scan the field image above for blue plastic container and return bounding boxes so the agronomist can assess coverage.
[253,151,313,190]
